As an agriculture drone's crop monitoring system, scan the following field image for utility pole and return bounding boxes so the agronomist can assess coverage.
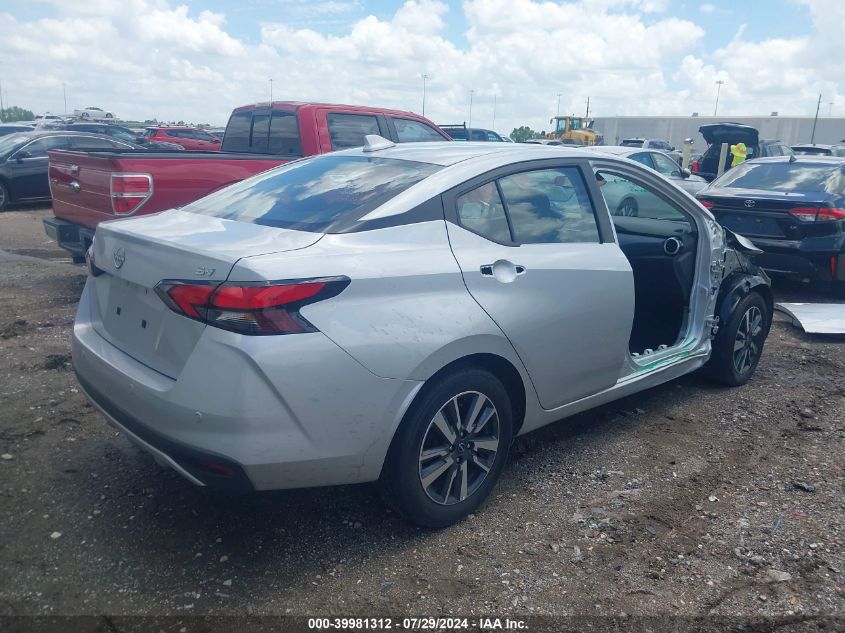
[422,74,429,116]
[269,78,273,102]
[62,82,67,114]
[810,92,822,144]
[556,93,562,116]
[585,95,590,119]
[714,80,725,116]
[492,93,497,130]
[468,89,474,129]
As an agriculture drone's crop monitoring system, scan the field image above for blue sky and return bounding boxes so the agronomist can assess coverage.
[1,0,840,130]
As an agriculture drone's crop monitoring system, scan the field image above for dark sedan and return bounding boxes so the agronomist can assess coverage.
[0,123,35,137]
[697,156,845,295]
[0,131,137,210]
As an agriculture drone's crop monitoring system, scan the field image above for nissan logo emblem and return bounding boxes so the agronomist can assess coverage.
[113,247,126,269]
[744,199,756,208]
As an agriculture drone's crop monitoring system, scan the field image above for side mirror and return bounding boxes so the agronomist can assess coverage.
[680,168,691,178]
[15,150,31,161]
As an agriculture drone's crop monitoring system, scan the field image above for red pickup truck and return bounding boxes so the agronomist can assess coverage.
[45,102,451,260]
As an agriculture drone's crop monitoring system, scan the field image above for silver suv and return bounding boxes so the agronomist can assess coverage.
[73,139,772,527]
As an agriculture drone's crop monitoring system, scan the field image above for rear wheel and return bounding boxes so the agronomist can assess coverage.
[0,182,8,211]
[80,112,90,120]
[380,368,513,528]
[617,197,638,217]
[706,292,769,386]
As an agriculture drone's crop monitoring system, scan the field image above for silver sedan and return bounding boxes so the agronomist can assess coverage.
[73,138,771,527]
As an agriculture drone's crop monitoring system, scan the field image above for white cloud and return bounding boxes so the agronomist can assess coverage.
[0,0,842,132]
[700,3,716,13]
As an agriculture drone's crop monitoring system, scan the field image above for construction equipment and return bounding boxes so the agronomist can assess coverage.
[547,116,603,146]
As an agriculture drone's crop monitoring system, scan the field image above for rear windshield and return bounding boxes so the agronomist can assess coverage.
[713,161,845,194]
[183,155,441,232]
[621,139,644,147]
[222,110,302,156]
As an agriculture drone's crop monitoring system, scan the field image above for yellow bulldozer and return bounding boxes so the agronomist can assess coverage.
[547,116,603,146]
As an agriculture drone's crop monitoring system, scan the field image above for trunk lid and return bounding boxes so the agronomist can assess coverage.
[88,210,322,378]
[699,123,759,148]
[700,187,838,240]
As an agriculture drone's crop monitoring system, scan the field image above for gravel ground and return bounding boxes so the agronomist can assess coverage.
[0,208,843,630]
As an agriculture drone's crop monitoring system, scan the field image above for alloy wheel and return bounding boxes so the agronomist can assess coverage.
[618,199,638,216]
[733,305,763,374]
[418,391,500,506]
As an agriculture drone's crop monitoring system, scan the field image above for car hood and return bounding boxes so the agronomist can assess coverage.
[699,123,759,147]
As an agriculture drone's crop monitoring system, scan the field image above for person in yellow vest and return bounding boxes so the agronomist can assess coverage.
[730,142,748,168]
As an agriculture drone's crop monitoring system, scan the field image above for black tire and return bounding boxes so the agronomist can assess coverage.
[616,197,638,217]
[380,367,513,528]
[0,181,8,211]
[80,112,90,120]
[706,292,769,386]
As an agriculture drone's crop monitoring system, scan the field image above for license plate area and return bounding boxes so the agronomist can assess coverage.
[99,277,166,350]
[719,213,785,238]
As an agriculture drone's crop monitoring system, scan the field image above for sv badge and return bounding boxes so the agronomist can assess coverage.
[194,266,216,277]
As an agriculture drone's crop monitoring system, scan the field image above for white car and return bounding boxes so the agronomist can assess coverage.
[74,107,115,120]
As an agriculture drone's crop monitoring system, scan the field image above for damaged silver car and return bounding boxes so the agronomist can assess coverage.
[73,139,772,528]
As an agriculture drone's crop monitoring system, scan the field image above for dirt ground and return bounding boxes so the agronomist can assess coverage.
[0,207,843,629]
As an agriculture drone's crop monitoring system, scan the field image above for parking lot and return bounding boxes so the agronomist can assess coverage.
[0,206,843,624]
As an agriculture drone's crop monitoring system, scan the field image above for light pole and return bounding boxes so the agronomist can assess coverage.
[714,80,725,116]
[422,74,429,116]
[556,93,562,116]
[269,78,273,102]
[468,89,474,129]
[62,82,67,114]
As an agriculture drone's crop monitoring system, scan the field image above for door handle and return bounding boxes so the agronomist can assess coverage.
[480,260,526,283]
[68,181,81,192]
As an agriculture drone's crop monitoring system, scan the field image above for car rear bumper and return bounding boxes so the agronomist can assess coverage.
[43,217,94,258]
[748,235,845,280]
[72,280,423,491]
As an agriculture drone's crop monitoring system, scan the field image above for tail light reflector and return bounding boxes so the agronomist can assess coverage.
[691,160,699,173]
[111,173,153,215]
[698,199,714,209]
[155,277,349,335]
[789,207,845,222]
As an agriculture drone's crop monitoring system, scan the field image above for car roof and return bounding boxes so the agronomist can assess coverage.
[745,155,845,165]
[331,140,590,166]
[792,144,837,149]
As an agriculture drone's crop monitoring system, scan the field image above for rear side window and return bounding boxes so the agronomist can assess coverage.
[629,152,655,169]
[713,162,845,194]
[499,168,600,244]
[183,155,441,232]
[327,113,380,149]
[456,182,511,243]
[392,118,444,142]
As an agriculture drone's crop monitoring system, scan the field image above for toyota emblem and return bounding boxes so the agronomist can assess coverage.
[744,199,756,208]
[113,247,126,269]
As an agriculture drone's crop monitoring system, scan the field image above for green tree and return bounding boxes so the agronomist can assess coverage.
[0,106,35,122]
[510,126,536,143]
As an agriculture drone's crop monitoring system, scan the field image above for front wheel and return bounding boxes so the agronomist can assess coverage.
[380,368,513,528]
[80,112,90,120]
[706,292,770,386]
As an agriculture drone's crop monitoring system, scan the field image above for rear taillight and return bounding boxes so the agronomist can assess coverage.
[788,207,845,223]
[110,173,153,215]
[154,277,349,335]
[691,160,699,173]
[698,199,714,209]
